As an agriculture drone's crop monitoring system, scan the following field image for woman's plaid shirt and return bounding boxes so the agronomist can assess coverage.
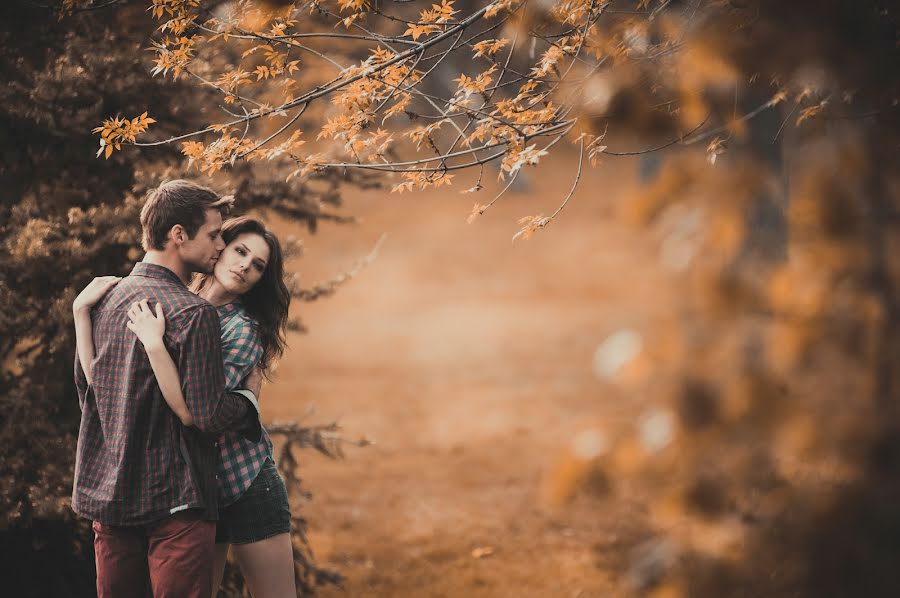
[214,302,275,505]
[72,263,261,526]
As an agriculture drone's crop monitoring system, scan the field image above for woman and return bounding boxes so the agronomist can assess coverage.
[74,216,296,598]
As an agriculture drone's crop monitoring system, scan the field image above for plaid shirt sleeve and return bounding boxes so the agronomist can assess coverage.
[221,315,264,391]
[174,304,260,438]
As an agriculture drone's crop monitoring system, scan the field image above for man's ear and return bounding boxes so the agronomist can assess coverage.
[169,224,186,246]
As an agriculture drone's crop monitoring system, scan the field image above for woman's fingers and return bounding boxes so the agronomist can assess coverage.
[128,302,142,321]
[93,275,120,287]
[75,276,121,309]
[127,300,165,324]
[132,300,150,315]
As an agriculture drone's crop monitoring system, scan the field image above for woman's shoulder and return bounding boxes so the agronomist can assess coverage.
[219,305,263,362]
[219,303,261,339]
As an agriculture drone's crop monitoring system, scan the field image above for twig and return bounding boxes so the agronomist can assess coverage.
[546,136,585,223]
[292,234,387,302]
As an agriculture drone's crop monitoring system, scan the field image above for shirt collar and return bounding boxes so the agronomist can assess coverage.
[130,262,187,287]
[217,301,244,317]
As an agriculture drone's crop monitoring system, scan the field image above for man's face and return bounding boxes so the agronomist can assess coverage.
[178,209,225,274]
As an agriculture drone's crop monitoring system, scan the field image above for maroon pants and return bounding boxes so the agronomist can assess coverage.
[92,510,216,598]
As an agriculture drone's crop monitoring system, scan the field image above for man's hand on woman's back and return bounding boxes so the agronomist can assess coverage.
[244,367,263,399]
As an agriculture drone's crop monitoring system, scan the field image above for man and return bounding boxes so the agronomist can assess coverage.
[72,180,262,598]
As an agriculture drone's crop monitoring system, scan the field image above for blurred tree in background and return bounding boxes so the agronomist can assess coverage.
[2,0,898,596]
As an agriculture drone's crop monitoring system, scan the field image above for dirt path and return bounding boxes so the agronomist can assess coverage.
[265,155,675,597]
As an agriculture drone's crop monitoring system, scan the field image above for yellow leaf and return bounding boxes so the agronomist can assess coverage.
[466,203,485,223]
[796,101,828,126]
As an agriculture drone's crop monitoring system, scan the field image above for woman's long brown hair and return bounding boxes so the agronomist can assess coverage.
[191,216,290,376]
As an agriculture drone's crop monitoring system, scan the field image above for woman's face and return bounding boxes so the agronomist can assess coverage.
[213,232,271,296]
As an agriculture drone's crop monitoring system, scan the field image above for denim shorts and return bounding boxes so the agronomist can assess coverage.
[215,458,291,545]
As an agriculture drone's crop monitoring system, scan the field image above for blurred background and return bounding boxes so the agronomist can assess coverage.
[2,1,899,597]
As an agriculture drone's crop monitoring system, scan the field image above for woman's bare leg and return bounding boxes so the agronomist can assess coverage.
[212,543,229,597]
[231,533,296,598]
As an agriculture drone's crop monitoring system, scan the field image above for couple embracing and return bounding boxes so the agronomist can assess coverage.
[72,180,296,597]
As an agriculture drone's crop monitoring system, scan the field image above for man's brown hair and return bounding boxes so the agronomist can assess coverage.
[140,180,235,251]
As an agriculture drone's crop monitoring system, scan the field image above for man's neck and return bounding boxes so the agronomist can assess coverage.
[142,251,191,285]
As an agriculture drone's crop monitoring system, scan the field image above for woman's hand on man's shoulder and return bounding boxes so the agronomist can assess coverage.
[73,276,122,314]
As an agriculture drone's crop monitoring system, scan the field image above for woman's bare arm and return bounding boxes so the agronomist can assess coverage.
[72,276,121,385]
[73,309,96,385]
[126,299,194,427]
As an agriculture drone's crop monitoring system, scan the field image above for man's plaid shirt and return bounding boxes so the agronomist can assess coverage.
[214,302,275,505]
[73,262,261,526]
